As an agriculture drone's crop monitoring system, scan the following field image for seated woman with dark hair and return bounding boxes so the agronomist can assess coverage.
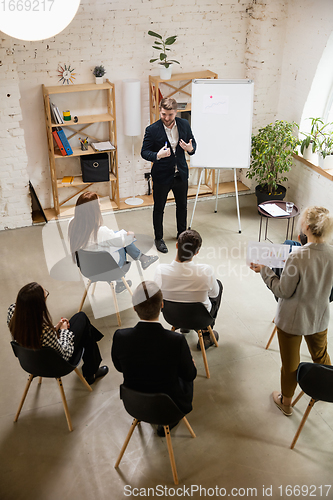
[68,191,158,294]
[7,282,108,385]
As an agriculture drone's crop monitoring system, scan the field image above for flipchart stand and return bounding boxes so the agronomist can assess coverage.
[188,167,242,233]
[189,79,254,234]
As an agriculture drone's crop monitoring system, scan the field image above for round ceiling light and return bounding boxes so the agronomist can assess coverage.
[0,0,81,41]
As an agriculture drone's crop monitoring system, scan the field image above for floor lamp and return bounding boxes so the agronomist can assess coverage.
[123,79,143,206]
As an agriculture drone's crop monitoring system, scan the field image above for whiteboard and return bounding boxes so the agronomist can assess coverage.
[190,79,254,169]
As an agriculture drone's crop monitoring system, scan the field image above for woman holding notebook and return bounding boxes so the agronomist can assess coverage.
[68,191,158,294]
[250,206,333,416]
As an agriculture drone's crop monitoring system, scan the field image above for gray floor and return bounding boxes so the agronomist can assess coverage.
[1,194,333,500]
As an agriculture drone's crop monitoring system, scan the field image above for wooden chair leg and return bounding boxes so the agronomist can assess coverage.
[197,330,210,379]
[207,325,218,347]
[171,326,176,331]
[265,325,277,350]
[290,398,316,449]
[115,418,140,468]
[78,280,92,312]
[292,390,304,407]
[74,368,93,392]
[182,416,196,438]
[164,425,179,485]
[121,276,133,296]
[14,373,34,422]
[38,377,42,384]
[110,282,122,326]
[135,260,144,280]
[56,377,73,432]
[91,282,97,295]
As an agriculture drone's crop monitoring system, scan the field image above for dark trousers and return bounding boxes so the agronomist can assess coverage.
[153,175,188,240]
[208,279,223,328]
[68,312,103,378]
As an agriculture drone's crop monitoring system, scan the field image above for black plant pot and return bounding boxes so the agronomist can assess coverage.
[255,184,287,206]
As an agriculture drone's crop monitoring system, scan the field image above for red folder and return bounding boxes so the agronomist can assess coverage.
[52,130,67,156]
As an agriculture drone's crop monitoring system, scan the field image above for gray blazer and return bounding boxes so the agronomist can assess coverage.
[260,243,333,335]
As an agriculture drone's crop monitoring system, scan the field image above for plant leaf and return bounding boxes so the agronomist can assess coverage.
[148,31,162,39]
[152,46,162,50]
[165,36,177,45]
[169,60,180,64]
[149,58,158,63]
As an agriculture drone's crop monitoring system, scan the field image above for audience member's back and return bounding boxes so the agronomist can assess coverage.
[111,281,197,414]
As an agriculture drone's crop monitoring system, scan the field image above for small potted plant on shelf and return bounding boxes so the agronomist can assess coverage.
[93,65,106,84]
[299,117,333,167]
[246,120,299,206]
[148,30,180,80]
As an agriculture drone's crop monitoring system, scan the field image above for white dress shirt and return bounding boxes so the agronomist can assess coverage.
[154,260,219,311]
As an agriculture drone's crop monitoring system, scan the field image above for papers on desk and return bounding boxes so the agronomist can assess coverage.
[91,141,115,152]
[259,203,289,217]
[246,241,291,268]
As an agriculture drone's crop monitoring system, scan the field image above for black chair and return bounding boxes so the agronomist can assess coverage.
[76,249,133,326]
[162,300,218,379]
[115,385,196,485]
[290,362,333,449]
[11,341,92,432]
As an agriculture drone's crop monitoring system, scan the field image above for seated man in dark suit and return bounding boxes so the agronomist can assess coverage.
[111,280,197,436]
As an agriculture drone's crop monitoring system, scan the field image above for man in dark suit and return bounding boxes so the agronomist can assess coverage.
[141,98,197,253]
[111,281,197,435]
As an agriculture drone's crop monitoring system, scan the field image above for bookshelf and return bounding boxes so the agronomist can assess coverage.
[148,70,218,195]
[149,70,218,123]
[42,80,119,217]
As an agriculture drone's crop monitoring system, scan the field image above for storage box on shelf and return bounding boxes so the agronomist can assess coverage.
[42,80,119,218]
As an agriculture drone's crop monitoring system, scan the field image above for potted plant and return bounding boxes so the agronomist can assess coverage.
[148,30,180,80]
[93,65,106,84]
[246,120,299,205]
[299,117,333,167]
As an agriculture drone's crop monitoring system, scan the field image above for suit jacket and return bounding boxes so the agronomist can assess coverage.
[260,242,333,335]
[141,117,197,185]
[111,321,197,413]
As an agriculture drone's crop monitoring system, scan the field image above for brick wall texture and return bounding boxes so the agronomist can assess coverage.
[1,0,333,228]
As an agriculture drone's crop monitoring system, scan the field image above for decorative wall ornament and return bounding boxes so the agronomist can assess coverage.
[58,64,76,85]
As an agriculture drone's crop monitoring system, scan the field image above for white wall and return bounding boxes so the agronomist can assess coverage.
[0,52,30,230]
[287,157,333,218]
[1,0,333,228]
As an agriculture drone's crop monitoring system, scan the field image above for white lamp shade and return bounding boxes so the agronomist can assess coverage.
[123,79,141,137]
[0,0,81,41]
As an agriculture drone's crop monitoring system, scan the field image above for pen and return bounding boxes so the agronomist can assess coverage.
[164,141,167,149]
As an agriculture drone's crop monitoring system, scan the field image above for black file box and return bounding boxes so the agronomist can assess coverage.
[80,153,110,182]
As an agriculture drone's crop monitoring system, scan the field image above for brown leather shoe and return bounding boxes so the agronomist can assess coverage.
[272,391,293,416]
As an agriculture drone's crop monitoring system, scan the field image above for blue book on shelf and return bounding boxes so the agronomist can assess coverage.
[57,127,73,155]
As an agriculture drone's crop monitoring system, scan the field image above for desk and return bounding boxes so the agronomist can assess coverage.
[258,201,300,242]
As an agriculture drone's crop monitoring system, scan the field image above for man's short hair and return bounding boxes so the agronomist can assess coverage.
[160,97,177,111]
[177,230,202,262]
[132,281,163,320]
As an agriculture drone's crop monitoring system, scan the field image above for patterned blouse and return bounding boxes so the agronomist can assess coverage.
[7,304,75,361]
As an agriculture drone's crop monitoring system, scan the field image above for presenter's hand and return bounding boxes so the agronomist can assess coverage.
[250,262,265,273]
[179,138,194,153]
[157,145,171,159]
